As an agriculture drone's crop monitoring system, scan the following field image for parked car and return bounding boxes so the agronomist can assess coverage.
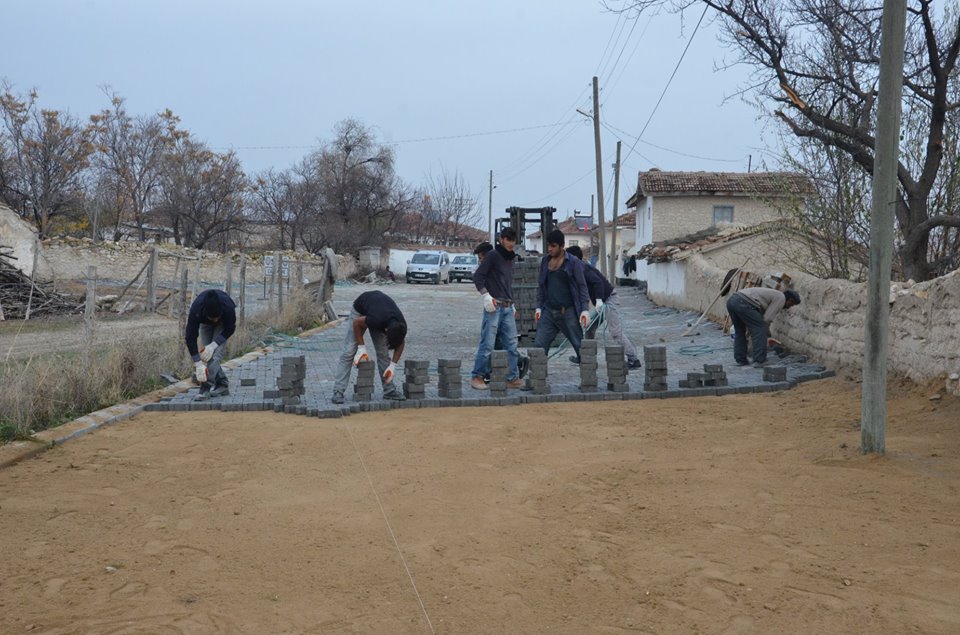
[449,254,479,282]
[405,250,451,284]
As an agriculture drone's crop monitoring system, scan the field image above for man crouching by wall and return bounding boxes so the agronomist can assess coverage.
[186,289,237,400]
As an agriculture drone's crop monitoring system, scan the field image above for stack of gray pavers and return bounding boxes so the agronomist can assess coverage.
[278,355,306,406]
[513,258,539,345]
[489,350,508,397]
[403,359,429,399]
[680,363,729,388]
[763,365,787,383]
[354,360,376,401]
[526,348,550,394]
[437,359,462,399]
[579,339,599,392]
[605,345,629,393]
[643,346,668,392]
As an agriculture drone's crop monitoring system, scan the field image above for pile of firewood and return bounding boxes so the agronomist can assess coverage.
[0,247,83,319]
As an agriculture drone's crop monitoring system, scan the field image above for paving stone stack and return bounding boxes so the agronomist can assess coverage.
[513,258,540,345]
[403,359,430,399]
[579,339,599,392]
[680,363,729,388]
[354,360,376,401]
[643,346,668,392]
[278,355,306,405]
[437,359,462,399]
[605,345,629,392]
[763,365,788,383]
[489,350,509,397]
[526,348,550,394]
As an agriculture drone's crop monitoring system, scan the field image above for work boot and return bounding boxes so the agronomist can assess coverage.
[194,383,212,401]
[506,378,525,389]
[210,382,230,398]
[569,355,581,365]
[331,392,345,405]
[470,376,489,391]
[626,358,642,370]
[518,355,530,379]
[383,391,406,401]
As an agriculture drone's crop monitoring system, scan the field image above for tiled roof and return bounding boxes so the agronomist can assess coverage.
[626,171,814,207]
[599,210,636,228]
[528,216,595,240]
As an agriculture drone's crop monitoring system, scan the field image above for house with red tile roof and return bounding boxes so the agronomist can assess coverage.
[620,170,813,282]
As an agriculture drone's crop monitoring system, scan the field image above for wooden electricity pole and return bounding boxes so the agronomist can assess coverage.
[591,76,607,277]
[861,0,908,454]
[609,140,622,282]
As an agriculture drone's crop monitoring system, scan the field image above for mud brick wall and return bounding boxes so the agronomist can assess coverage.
[647,253,960,382]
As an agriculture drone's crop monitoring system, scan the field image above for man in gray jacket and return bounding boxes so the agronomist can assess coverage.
[726,287,800,367]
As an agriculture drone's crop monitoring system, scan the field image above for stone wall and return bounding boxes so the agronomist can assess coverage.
[646,253,960,382]
[36,237,356,287]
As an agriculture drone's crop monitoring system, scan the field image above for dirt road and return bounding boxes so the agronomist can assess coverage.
[1,377,958,633]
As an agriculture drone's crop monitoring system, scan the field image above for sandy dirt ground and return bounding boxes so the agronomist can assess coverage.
[1,377,958,634]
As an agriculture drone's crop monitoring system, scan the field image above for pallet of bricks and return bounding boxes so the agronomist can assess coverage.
[513,258,539,345]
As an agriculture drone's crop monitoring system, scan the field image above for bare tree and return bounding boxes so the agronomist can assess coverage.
[156,133,248,250]
[0,83,95,237]
[611,0,960,280]
[249,167,295,249]
[423,167,484,244]
[308,119,411,253]
[88,91,170,241]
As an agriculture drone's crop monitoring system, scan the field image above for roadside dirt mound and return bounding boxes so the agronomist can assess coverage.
[1,377,958,633]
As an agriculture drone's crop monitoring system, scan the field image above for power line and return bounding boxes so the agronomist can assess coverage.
[520,148,618,206]
[621,3,709,168]
[603,121,744,164]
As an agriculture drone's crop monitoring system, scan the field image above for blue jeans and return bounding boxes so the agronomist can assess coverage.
[471,307,519,380]
[726,294,769,364]
[534,306,582,359]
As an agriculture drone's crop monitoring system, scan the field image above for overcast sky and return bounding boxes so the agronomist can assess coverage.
[5,0,779,227]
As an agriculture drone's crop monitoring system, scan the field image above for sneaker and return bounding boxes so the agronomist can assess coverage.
[210,384,230,398]
[470,376,489,391]
[626,358,642,370]
[506,378,525,389]
[569,355,581,365]
[735,360,750,367]
[752,361,766,368]
[331,393,345,405]
[518,355,530,379]
[383,391,406,401]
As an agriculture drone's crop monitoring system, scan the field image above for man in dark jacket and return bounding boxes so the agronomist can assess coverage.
[533,229,591,362]
[332,290,407,404]
[185,289,237,399]
[567,245,641,369]
[470,227,523,390]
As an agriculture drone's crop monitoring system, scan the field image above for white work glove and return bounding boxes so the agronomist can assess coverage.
[595,298,604,311]
[580,311,590,329]
[194,361,208,383]
[481,292,497,313]
[383,361,397,383]
[535,308,542,322]
[199,340,219,363]
[353,345,370,366]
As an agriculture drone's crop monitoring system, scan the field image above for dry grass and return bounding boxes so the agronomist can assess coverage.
[0,289,326,441]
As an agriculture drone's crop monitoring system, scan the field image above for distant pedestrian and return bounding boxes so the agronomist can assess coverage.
[566,245,641,369]
[725,287,800,367]
[332,290,407,404]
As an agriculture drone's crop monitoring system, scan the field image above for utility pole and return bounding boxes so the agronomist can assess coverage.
[591,76,607,277]
[609,140,622,282]
[488,170,495,243]
[861,0,908,455]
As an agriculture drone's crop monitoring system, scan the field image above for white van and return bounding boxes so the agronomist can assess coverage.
[405,250,451,285]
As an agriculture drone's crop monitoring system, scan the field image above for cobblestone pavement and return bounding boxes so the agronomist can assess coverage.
[149,280,833,416]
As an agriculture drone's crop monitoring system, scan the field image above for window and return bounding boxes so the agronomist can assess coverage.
[713,205,734,225]
[568,239,580,246]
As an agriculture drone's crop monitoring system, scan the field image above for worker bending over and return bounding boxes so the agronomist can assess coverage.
[725,287,800,367]
[185,289,237,399]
